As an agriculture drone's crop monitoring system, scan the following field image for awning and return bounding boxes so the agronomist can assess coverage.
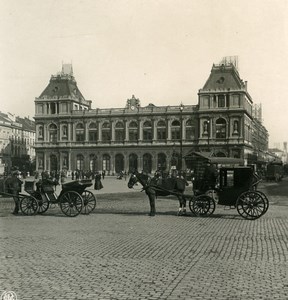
[185,151,243,166]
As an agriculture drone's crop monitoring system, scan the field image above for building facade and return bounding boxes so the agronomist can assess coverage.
[34,60,269,175]
[0,112,35,174]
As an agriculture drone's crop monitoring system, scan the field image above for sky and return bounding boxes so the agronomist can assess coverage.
[0,0,287,148]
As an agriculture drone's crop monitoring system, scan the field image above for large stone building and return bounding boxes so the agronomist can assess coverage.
[34,59,269,175]
[0,112,35,174]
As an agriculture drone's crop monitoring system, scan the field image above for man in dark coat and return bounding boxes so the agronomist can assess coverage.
[5,171,23,215]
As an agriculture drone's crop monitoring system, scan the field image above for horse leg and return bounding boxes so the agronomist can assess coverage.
[177,195,186,216]
[146,189,156,216]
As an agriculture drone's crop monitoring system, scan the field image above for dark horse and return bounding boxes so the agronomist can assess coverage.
[127,171,188,216]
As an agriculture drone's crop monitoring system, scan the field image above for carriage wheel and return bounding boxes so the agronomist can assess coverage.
[20,196,38,216]
[236,191,266,220]
[81,190,96,214]
[32,192,49,214]
[254,190,269,215]
[189,195,215,216]
[59,191,83,217]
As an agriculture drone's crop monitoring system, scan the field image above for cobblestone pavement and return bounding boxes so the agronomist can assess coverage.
[0,178,287,300]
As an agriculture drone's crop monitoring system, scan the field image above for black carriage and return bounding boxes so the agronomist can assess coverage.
[23,179,96,217]
[188,166,269,220]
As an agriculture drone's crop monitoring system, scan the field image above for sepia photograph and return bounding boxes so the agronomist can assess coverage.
[0,0,287,299]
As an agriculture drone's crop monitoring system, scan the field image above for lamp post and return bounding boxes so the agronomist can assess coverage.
[207,119,210,152]
[179,102,184,171]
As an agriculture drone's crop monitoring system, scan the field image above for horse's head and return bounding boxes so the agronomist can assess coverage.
[127,172,138,189]
[128,171,150,189]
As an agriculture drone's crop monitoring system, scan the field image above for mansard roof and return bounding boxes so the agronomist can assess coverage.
[202,63,246,91]
[39,73,85,102]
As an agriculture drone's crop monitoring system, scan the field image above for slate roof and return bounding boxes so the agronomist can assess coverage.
[39,74,85,102]
[202,63,246,91]
[16,116,35,132]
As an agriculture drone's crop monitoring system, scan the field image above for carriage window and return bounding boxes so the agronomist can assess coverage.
[221,170,234,187]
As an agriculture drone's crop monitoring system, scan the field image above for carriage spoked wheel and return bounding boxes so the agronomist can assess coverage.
[236,191,266,220]
[189,195,216,216]
[81,190,96,214]
[20,196,39,216]
[34,192,49,214]
[254,190,269,215]
[59,191,83,217]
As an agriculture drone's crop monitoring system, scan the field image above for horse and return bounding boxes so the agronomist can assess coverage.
[127,171,188,216]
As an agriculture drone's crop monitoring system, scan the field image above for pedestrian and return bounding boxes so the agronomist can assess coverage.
[6,170,23,215]
[94,172,103,190]
[102,170,105,180]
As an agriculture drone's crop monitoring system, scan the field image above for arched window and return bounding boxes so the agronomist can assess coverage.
[89,154,97,172]
[49,124,57,143]
[115,122,125,142]
[129,121,138,142]
[115,153,124,173]
[129,153,138,172]
[216,118,227,139]
[157,153,167,171]
[186,119,196,140]
[143,153,152,174]
[76,154,84,170]
[89,123,97,142]
[157,120,166,141]
[143,121,152,142]
[102,154,111,171]
[76,123,85,142]
[102,122,111,143]
[50,154,58,171]
[171,120,180,140]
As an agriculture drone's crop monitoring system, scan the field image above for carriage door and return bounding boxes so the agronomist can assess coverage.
[50,154,58,172]
[129,153,138,173]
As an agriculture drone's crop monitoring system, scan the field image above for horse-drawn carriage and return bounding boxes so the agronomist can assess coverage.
[0,175,96,217]
[128,165,269,220]
[24,179,96,217]
[188,166,269,220]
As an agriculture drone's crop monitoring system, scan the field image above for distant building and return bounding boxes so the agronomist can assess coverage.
[34,58,270,175]
[0,112,35,174]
